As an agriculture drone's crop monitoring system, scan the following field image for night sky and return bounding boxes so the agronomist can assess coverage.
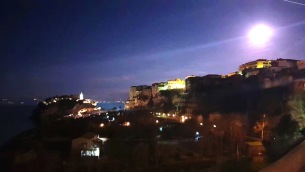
[1,0,305,101]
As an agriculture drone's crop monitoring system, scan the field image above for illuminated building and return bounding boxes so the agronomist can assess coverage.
[167,78,185,90]
[72,133,102,158]
[151,79,184,93]
[126,79,185,110]
[239,59,272,72]
[79,92,84,100]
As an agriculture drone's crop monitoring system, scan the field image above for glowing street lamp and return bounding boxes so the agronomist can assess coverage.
[181,116,185,123]
[248,24,273,46]
[123,121,130,127]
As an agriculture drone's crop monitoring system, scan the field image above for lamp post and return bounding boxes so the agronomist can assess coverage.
[261,114,266,140]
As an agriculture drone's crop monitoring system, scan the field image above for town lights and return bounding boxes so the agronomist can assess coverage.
[181,116,185,123]
[122,121,130,126]
[99,123,104,127]
[156,120,159,124]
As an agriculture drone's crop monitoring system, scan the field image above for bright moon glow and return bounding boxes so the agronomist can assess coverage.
[248,24,273,46]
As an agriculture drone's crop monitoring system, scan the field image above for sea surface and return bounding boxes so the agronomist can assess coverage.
[97,102,125,111]
[0,105,35,145]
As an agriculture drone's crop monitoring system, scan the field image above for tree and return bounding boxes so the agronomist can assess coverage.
[288,93,305,131]
[276,114,298,136]
[253,114,267,140]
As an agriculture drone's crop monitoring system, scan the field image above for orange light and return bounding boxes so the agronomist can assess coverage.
[123,121,130,126]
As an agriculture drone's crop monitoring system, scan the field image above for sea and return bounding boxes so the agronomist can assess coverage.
[0,105,35,145]
[0,102,125,145]
[97,102,125,111]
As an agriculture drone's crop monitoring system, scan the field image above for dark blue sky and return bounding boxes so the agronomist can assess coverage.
[1,0,305,100]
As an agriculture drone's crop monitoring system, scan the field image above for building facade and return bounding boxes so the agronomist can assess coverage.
[239,59,272,72]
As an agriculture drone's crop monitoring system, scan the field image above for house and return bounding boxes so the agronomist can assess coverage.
[71,133,101,157]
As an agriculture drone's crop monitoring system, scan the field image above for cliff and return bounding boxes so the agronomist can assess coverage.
[31,97,96,125]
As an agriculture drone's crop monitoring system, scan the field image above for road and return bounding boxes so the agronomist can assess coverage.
[260,140,305,172]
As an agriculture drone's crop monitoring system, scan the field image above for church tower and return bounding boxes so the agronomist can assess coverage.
[80,92,84,100]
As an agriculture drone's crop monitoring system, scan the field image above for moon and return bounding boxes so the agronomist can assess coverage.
[248,24,273,46]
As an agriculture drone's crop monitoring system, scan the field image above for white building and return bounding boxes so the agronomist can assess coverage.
[72,133,101,157]
[79,92,84,100]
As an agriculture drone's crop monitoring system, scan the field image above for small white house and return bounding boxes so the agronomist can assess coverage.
[72,133,100,157]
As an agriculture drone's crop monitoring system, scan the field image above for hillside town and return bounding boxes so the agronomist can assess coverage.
[2,58,305,171]
[126,58,305,113]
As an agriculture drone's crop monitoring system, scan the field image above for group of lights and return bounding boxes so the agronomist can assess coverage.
[154,112,177,118]
[122,121,130,127]
[81,147,100,157]
[181,116,186,123]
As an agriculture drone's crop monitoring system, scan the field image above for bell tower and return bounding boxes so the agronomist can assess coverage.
[79,92,84,100]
